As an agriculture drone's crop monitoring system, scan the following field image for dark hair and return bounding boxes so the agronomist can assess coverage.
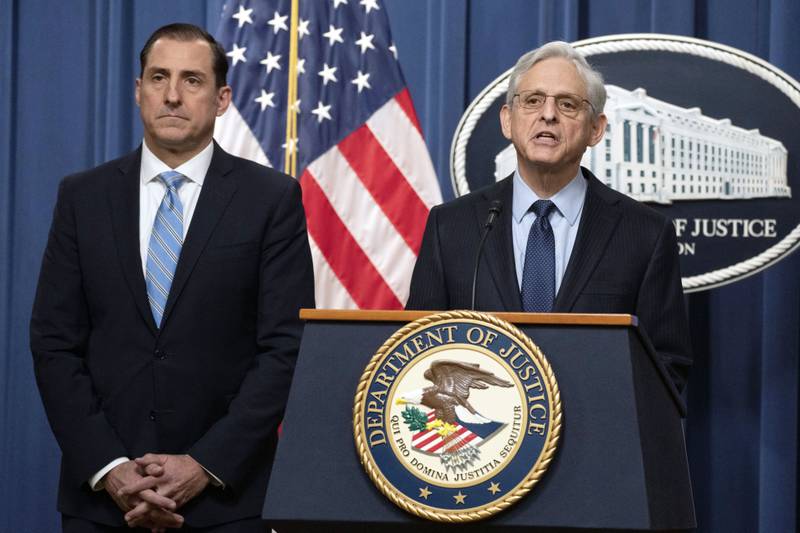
[139,23,228,88]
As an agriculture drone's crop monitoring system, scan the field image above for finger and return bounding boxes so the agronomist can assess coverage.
[136,488,177,510]
[118,475,160,496]
[135,454,166,466]
[144,463,165,477]
[149,508,184,529]
[124,500,152,523]
[127,514,155,529]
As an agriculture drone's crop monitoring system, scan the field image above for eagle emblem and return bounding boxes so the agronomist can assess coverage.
[354,312,561,521]
[398,360,513,470]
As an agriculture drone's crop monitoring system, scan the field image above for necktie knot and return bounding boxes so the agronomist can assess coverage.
[158,171,186,191]
[530,199,556,219]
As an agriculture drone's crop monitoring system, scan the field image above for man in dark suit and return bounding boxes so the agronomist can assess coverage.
[407,41,691,392]
[30,24,314,531]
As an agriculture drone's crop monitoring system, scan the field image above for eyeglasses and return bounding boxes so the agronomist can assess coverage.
[513,90,595,117]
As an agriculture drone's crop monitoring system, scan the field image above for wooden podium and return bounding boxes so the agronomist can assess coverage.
[262,310,695,532]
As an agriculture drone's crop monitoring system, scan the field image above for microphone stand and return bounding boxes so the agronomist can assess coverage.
[470,200,502,310]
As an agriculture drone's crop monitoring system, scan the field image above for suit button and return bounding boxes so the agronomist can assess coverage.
[149,411,156,421]
[154,349,166,360]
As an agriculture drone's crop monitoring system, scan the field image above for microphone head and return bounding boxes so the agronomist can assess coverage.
[484,200,503,230]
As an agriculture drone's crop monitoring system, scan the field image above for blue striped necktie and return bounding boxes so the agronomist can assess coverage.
[146,171,186,328]
[521,199,556,312]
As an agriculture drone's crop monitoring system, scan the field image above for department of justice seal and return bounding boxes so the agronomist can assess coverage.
[353,311,561,522]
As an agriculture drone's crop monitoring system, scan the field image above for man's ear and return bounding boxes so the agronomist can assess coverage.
[500,104,512,141]
[588,113,608,147]
[216,85,232,117]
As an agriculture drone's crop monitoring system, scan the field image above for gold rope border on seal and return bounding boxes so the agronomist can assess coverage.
[352,310,563,522]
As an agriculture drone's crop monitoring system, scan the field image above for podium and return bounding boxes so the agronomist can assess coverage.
[262,310,695,532]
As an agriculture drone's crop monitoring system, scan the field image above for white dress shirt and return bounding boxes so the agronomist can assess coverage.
[511,169,587,294]
[90,140,222,490]
[138,140,212,271]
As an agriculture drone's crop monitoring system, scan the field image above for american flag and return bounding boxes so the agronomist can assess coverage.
[412,410,484,455]
[214,0,442,309]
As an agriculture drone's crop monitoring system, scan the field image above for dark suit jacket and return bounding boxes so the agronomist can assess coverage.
[406,169,691,392]
[30,144,315,526]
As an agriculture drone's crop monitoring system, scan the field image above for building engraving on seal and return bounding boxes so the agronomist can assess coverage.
[495,85,790,204]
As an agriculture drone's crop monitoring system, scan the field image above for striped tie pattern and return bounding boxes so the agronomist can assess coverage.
[146,171,186,328]
[521,200,556,312]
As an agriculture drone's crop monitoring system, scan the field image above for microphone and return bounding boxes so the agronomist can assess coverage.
[471,200,503,310]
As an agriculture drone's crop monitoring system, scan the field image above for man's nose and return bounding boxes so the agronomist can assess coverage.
[164,82,181,104]
[539,96,558,121]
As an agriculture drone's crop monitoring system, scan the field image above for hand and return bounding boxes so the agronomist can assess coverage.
[103,460,141,512]
[124,501,183,531]
[103,460,182,529]
[120,454,210,511]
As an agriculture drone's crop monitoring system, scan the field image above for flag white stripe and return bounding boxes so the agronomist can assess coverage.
[307,236,359,309]
[214,104,271,168]
[367,98,442,209]
[419,437,443,451]
[308,146,416,304]
[412,431,439,444]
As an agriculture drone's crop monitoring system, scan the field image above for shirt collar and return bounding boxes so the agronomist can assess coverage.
[512,168,587,226]
[140,139,214,187]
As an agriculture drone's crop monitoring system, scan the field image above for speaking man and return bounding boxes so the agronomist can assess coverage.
[406,42,691,392]
[30,23,314,531]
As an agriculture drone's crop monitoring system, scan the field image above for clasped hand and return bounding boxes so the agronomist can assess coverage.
[104,454,210,531]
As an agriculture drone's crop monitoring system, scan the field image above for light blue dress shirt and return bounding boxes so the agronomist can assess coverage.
[511,169,588,293]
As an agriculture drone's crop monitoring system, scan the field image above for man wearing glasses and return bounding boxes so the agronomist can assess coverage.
[407,41,691,393]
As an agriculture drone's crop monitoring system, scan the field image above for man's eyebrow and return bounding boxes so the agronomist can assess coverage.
[179,70,207,79]
[143,67,207,79]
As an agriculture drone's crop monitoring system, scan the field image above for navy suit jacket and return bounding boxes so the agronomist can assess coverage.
[406,169,691,392]
[30,144,315,526]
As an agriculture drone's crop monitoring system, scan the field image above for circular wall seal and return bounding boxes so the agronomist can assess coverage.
[451,34,800,292]
[353,311,561,522]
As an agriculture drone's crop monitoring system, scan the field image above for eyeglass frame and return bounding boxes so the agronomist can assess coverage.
[512,90,597,117]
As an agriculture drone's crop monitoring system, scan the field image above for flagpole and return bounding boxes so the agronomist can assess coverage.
[284,0,300,177]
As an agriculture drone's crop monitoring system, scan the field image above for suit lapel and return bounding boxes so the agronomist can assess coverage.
[554,170,622,312]
[161,144,237,327]
[477,177,522,311]
[108,148,159,334]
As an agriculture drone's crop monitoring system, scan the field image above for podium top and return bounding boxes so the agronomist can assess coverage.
[300,309,637,326]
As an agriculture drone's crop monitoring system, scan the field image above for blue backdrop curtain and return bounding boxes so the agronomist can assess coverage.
[1,0,798,531]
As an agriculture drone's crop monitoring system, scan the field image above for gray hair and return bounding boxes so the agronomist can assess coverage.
[505,41,606,116]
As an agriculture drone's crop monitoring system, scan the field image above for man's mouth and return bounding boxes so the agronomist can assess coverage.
[532,131,559,144]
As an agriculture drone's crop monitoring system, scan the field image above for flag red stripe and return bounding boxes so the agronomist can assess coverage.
[394,88,422,134]
[415,432,442,448]
[427,426,469,453]
[445,431,479,452]
[300,170,403,309]
[338,125,429,254]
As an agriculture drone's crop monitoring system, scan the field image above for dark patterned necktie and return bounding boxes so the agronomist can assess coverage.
[521,200,556,312]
